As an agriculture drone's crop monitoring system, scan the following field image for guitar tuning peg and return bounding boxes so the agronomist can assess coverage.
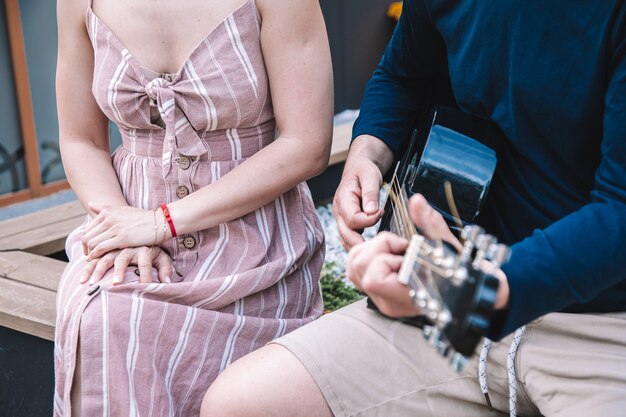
[450,352,468,372]
[488,243,511,267]
[436,309,452,326]
[460,225,484,263]
[475,234,496,252]
[472,234,496,269]
[436,340,451,357]
[424,326,441,346]
[422,325,434,341]
[427,300,442,314]
[452,266,469,285]
[486,243,498,261]
[461,225,484,243]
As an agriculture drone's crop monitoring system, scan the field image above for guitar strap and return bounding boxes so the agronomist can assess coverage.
[366,297,432,328]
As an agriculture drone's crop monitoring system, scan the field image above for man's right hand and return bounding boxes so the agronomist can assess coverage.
[332,135,394,249]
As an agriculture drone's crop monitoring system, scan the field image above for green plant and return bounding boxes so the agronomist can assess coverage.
[320,261,363,312]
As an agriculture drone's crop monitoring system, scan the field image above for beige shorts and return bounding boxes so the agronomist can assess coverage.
[272,299,626,417]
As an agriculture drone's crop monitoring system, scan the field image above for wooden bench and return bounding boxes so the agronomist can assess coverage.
[0,250,64,416]
[0,251,65,341]
[0,199,82,341]
[0,199,84,345]
[0,200,85,256]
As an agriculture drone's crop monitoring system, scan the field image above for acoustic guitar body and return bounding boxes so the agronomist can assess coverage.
[379,106,504,232]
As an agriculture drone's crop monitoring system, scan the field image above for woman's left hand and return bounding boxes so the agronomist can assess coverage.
[80,245,174,285]
[82,203,167,259]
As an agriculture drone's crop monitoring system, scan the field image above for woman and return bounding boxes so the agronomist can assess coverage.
[54,0,332,415]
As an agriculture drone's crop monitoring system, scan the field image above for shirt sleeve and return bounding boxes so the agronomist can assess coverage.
[489,30,626,340]
[351,0,446,161]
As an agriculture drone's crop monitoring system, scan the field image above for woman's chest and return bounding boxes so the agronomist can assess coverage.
[91,0,251,74]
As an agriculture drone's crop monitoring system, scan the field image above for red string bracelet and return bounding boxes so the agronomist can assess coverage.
[160,203,178,238]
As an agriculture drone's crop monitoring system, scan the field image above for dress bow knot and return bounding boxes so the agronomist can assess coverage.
[144,77,169,102]
[142,77,207,179]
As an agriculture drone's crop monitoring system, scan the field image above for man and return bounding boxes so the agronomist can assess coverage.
[200,1,626,416]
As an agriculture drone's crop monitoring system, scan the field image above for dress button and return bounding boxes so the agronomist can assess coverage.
[178,155,192,170]
[176,185,189,199]
[182,236,197,249]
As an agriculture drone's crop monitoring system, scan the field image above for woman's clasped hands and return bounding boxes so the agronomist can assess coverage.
[80,203,174,286]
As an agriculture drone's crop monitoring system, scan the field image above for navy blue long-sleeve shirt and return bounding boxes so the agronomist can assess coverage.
[353,0,626,339]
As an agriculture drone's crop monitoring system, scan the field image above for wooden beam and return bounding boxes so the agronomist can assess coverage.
[0,188,32,207]
[0,181,70,208]
[0,251,66,341]
[5,0,43,197]
[40,179,71,196]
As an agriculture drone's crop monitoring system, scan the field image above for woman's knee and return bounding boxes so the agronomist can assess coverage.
[200,343,332,417]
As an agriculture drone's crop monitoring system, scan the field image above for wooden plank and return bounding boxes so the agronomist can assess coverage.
[0,199,83,237]
[0,251,66,341]
[0,200,86,255]
[0,251,66,291]
[0,279,57,341]
[4,216,85,256]
[329,123,352,166]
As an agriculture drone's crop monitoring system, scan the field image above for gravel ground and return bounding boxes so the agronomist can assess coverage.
[315,108,382,280]
[315,203,379,278]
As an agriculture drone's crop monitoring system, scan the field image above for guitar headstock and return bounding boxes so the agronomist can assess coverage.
[397,225,509,371]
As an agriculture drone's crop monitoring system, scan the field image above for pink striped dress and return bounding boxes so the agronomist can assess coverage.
[54,1,324,415]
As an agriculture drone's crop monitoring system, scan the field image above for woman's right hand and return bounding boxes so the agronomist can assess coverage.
[79,246,174,285]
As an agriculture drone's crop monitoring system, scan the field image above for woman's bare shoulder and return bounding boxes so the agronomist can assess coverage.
[57,0,89,29]
[255,0,321,20]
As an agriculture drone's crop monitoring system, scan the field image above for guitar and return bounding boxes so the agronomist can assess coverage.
[376,107,509,370]
[379,106,503,232]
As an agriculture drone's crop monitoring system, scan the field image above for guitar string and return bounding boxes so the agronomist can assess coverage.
[387,180,400,235]
[392,177,411,240]
[389,175,448,274]
[389,177,413,240]
[387,178,446,306]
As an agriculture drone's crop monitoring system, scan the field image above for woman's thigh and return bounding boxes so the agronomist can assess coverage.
[201,343,333,417]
